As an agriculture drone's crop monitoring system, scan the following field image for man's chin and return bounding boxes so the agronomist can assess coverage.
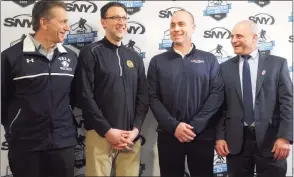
[173,41,184,46]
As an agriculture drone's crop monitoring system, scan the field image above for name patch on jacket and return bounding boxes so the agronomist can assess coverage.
[191,59,204,63]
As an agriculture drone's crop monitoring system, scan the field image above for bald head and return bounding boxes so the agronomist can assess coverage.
[231,20,259,55]
[169,9,195,47]
[172,10,195,25]
[233,20,258,35]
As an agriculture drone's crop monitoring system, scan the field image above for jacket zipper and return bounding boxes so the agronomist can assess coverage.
[48,62,53,146]
[9,108,22,134]
[116,48,122,76]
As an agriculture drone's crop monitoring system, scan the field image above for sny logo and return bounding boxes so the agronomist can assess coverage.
[64,18,98,50]
[124,39,146,58]
[210,44,232,64]
[248,0,270,7]
[203,1,232,21]
[115,0,145,15]
[127,21,146,34]
[65,0,98,13]
[1,140,9,151]
[158,29,173,50]
[3,14,32,28]
[249,13,275,25]
[257,29,275,55]
[203,27,231,39]
[11,0,36,8]
[158,7,185,18]
[289,35,293,43]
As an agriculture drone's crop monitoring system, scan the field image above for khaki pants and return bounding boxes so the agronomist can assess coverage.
[85,130,141,176]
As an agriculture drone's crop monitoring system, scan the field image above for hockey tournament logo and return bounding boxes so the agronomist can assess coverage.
[124,39,146,58]
[64,18,98,49]
[248,0,270,7]
[11,0,35,8]
[210,44,232,64]
[115,1,145,15]
[203,0,232,21]
[213,153,228,176]
[256,29,275,55]
[158,29,173,50]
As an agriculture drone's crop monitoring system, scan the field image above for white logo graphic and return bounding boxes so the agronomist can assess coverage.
[61,61,69,68]
[59,57,72,71]
[26,58,34,63]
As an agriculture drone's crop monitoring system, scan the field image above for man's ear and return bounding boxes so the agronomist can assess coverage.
[101,19,106,29]
[192,24,196,34]
[40,17,49,30]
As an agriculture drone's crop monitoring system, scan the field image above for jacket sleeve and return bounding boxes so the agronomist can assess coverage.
[133,56,149,131]
[277,59,293,143]
[189,55,224,134]
[1,51,13,132]
[76,46,112,137]
[147,57,180,135]
[216,100,227,140]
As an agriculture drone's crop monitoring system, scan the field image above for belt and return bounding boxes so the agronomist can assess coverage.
[244,126,255,132]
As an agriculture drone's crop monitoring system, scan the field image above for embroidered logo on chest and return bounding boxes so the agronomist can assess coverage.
[191,59,204,64]
[127,60,134,68]
[59,56,72,71]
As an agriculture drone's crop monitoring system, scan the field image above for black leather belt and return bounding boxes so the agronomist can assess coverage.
[244,126,255,131]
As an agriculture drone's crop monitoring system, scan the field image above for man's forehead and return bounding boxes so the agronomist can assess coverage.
[171,11,193,23]
[107,7,126,15]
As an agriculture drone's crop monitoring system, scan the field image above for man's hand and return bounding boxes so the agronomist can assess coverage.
[215,140,230,157]
[272,138,291,160]
[105,128,133,148]
[112,127,139,151]
[174,122,196,143]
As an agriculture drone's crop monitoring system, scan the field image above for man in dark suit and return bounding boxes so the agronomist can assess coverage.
[216,20,293,177]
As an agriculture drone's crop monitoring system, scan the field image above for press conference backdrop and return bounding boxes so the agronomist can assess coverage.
[1,0,293,176]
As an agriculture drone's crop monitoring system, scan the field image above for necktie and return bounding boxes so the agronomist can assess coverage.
[242,55,254,125]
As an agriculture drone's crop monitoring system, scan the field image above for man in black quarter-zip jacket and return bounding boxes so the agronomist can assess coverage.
[1,1,78,177]
[147,10,224,177]
[75,2,149,176]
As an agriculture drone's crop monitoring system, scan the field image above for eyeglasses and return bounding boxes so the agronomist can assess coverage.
[104,16,129,22]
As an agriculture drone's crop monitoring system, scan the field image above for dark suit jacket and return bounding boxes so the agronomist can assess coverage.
[216,52,293,157]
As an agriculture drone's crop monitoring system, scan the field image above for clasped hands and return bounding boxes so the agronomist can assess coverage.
[105,127,139,151]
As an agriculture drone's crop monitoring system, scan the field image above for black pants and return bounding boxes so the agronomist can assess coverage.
[227,126,287,177]
[157,132,215,177]
[8,146,75,177]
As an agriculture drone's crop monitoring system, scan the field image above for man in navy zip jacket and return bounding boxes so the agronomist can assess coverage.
[76,2,149,176]
[148,10,224,177]
[1,1,77,177]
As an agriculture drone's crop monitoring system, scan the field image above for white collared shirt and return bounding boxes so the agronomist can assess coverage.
[173,44,194,58]
[29,34,57,61]
[239,49,259,126]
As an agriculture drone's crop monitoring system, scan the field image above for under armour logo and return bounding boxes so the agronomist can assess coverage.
[26,58,34,63]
